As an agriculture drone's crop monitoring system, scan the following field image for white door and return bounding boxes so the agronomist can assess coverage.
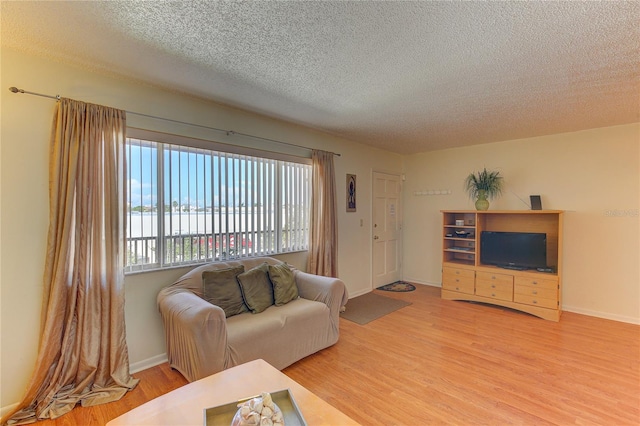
[372,172,402,288]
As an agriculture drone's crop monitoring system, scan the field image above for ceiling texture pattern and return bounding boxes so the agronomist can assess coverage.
[2,1,639,154]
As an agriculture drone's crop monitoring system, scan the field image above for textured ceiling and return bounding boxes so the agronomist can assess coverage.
[2,1,639,154]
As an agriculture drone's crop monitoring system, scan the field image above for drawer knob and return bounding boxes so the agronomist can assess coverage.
[533,300,538,304]
[456,287,460,291]
[491,284,496,288]
[492,276,496,279]
[532,290,538,295]
[532,281,538,285]
[455,278,460,282]
[491,293,496,297]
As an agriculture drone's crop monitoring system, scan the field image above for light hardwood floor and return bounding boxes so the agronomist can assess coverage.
[33,285,639,425]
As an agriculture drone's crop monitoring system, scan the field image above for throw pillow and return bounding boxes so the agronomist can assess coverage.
[202,265,247,318]
[268,262,298,306]
[236,262,274,314]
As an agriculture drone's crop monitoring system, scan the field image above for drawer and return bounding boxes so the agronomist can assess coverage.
[442,268,475,295]
[443,267,475,280]
[514,284,557,301]
[476,271,514,286]
[514,293,557,309]
[515,276,557,290]
[475,279,513,301]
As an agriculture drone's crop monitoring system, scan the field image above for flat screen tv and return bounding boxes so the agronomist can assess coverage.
[480,231,547,270]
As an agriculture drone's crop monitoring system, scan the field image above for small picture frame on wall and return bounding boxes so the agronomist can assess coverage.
[346,174,356,212]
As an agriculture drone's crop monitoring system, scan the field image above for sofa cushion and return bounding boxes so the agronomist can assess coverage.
[202,265,247,318]
[268,263,298,306]
[237,262,274,314]
[226,298,333,370]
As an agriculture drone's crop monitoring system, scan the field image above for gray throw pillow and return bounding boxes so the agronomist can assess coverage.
[237,262,274,314]
[202,265,247,318]
[268,262,298,306]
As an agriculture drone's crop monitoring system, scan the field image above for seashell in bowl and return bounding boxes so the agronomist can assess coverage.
[231,392,284,426]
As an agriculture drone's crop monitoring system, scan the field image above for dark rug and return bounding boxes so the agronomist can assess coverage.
[340,292,411,325]
[376,281,416,292]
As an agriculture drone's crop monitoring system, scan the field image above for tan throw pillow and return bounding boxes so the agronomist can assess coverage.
[237,262,274,314]
[268,262,298,306]
[202,265,247,318]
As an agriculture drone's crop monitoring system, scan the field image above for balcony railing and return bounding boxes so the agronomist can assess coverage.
[126,229,305,272]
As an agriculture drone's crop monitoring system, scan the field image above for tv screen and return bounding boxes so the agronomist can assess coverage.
[480,231,547,270]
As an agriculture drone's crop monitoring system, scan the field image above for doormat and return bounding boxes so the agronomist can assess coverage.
[340,292,411,325]
[376,281,416,292]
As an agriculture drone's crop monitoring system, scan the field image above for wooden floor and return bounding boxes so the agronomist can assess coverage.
[33,285,639,425]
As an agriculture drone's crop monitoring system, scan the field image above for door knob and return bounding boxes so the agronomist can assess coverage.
[374,236,379,240]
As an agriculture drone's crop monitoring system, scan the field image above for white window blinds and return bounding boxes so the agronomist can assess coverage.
[125,136,310,273]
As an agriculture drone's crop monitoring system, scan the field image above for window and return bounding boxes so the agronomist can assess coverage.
[125,132,311,273]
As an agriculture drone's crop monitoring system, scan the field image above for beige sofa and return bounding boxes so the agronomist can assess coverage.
[157,257,349,382]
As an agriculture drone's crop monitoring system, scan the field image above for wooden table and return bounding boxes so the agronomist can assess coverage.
[107,359,360,425]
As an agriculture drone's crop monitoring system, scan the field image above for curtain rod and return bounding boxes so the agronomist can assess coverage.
[8,86,341,157]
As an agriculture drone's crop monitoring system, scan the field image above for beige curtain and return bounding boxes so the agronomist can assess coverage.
[4,99,138,425]
[307,150,338,277]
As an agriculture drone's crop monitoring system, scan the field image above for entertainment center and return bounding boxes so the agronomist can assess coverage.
[441,210,564,321]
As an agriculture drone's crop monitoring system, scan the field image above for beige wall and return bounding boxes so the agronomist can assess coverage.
[402,124,640,323]
[0,48,401,410]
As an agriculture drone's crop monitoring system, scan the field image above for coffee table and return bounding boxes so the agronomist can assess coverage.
[107,359,360,425]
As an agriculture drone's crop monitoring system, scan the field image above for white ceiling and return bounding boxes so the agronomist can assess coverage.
[2,1,639,154]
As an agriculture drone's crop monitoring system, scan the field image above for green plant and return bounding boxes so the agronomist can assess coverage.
[464,168,504,200]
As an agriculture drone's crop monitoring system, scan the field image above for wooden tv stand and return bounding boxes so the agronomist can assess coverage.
[441,210,564,321]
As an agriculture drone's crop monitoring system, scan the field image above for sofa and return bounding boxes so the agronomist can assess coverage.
[157,257,349,382]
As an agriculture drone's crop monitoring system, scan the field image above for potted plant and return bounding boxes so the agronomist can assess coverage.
[464,168,504,210]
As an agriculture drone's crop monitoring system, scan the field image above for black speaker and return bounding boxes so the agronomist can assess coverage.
[530,195,542,210]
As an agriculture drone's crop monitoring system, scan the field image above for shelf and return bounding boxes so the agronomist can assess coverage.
[445,248,475,253]
[443,259,475,267]
[441,209,564,214]
[475,263,559,277]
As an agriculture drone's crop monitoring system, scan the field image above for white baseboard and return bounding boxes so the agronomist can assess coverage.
[348,288,370,298]
[562,305,640,325]
[130,353,168,374]
[403,278,441,288]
